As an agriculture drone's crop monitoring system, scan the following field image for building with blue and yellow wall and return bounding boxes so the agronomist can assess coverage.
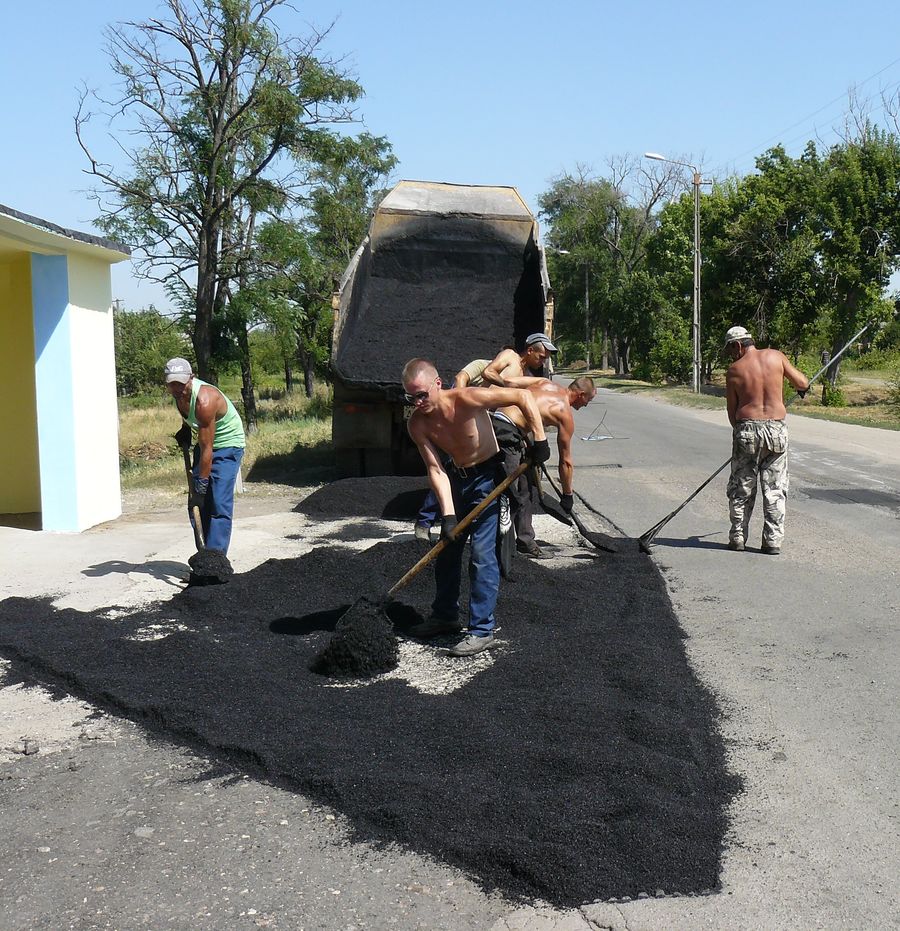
[0,204,130,531]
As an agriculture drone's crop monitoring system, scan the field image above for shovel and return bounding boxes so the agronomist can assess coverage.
[336,460,531,628]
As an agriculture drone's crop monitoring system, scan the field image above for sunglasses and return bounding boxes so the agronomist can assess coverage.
[403,376,438,405]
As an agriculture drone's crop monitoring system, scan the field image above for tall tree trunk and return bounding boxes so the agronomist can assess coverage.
[601,324,609,371]
[303,350,315,399]
[616,339,626,375]
[194,219,219,381]
[284,359,294,394]
[236,322,258,434]
[826,291,862,387]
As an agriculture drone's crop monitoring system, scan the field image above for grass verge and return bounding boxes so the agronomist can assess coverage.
[119,385,336,490]
[562,370,900,430]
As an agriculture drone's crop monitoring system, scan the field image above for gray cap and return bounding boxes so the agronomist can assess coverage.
[724,325,753,345]
[164,358,193,383]
[525,333,558,352]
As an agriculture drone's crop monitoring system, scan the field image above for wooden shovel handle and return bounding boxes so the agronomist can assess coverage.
[181,444,205,550]
[387,460,529,597]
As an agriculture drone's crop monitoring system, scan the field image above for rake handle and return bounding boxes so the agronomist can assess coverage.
[386,460,529,597]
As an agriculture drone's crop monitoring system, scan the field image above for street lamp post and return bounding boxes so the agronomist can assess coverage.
[583,264,591,370]
[645,152,709,394]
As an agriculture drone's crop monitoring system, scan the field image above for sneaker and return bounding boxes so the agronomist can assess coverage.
[409,615,461,638]
[761,544,780,555]
[448,634,497,656]
[414,523,431,542]
[516,540,543,558]
[728,539,745,551]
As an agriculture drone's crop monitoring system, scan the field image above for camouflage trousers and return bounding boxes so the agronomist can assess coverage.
[727,419,789,548]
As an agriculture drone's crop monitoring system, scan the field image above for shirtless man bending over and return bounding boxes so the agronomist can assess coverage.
[724,326,809,555]
[496,377,596,514]
[402,358,549,656]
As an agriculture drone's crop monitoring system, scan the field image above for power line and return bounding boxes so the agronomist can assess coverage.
[723,54,900,170]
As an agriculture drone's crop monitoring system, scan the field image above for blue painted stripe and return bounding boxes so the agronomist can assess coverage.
[31,254,79,531]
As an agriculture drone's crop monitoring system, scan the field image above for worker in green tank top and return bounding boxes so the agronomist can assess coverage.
[165,358,246,555]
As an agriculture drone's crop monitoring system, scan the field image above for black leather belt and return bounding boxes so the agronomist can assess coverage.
[448,453,502,479]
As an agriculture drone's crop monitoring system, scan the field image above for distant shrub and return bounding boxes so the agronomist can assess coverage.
[847,347,900,371]
[887,366,900,415]
[821,381,846,407]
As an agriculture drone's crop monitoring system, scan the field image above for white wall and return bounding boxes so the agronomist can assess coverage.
[67,252,121,529]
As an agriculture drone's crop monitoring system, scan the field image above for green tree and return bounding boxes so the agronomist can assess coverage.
[815,126,900,387]
[541,158,684,373]
[77,0,364,382]
[113,306,190,396]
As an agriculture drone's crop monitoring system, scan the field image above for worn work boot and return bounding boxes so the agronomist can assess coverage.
[414,522,431,542]
[409,615,461,639]
[761,544,781,555]
[516,539,543,558]
[728,538,745,552]
[448,634,497,657]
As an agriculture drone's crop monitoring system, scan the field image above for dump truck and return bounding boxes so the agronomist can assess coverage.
[331,180,554,477]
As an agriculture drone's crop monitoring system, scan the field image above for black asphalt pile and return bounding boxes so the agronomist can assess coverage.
[333,225,544,385]
[296,476,429,522]
[310,596,398,678]
[187,549,233,585]
[0,503,739,907]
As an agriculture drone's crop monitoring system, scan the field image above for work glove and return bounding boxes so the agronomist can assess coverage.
[190,476,209,511]
[796,388,808,399]
[440,515,459,542]
[560,493,574,514]
[174,423,192,449]
[527,438,551,465]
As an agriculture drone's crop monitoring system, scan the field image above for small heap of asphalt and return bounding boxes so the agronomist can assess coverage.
[309,596,398,678]
[187,548,233,585]
[0,480,740,907]
[296,476,429,522]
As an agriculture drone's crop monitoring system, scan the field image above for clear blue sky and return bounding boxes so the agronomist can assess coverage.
[4,0,900,312]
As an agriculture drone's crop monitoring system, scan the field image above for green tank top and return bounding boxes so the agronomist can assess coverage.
[179,378,246,449]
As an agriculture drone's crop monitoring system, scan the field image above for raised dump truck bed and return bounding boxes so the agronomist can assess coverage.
[331,180,553,477]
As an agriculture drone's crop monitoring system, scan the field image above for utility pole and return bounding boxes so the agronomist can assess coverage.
[645,153,711,393]
[584,264,591,370]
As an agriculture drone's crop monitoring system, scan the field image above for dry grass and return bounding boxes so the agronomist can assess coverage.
[119,385,335,489]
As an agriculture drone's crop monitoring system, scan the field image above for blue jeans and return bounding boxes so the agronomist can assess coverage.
[192,446,244,554]
[417,489,440,526]
[432,460,501,637]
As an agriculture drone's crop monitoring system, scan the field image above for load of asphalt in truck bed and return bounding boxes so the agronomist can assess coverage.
[334,232,543,386]
[0,496,740,907]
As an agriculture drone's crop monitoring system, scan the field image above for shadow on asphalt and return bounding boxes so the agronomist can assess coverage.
[82,560,188,586]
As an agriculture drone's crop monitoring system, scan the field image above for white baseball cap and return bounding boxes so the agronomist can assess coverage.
[164,358,193,383]
[724,326,753,345]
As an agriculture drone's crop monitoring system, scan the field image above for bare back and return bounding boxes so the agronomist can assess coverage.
[482,348,524,386]
[498,380,568,432]
[726,347,806,424]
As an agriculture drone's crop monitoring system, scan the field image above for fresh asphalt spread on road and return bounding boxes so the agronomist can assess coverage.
[0,475,740,908]
[0,385,897,929]
[568,386,900,927]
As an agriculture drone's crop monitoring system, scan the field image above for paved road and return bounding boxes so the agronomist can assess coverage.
[1,391,897,930]
[562,389,900,929]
